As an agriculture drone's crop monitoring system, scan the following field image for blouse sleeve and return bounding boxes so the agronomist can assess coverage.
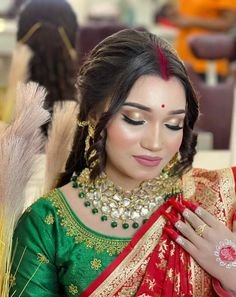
[10,203,60,297]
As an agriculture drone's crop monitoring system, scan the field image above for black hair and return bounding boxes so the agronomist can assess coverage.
[17,0,79,135]
[57,29,199,187]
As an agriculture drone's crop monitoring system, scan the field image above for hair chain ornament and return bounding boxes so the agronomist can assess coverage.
[18,22,77,60]
[71,168,182,230]
[58,26,77,60]
[18,22,42,44]
[214,239,236,268]
[78,120,96,165]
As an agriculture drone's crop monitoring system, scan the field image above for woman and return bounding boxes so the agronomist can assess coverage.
[10,29,236,296]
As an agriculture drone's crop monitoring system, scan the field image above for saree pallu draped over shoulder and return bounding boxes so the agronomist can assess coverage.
[80,167,236,297]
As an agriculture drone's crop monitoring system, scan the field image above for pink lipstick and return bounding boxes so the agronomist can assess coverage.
[133,155,162,167]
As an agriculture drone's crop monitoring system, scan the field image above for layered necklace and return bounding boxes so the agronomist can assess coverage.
[71,168,182,230]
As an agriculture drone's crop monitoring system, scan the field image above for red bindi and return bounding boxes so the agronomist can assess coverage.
[161,104,165,108]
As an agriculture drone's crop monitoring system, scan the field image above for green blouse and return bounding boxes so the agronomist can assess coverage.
[10,189,131,297]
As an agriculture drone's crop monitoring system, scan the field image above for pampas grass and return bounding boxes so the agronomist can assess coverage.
[0,82,50,296]
[2,44,32,123]
[44,101,79,192]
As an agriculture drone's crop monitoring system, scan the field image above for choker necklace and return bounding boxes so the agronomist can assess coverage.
[71,168,182,230]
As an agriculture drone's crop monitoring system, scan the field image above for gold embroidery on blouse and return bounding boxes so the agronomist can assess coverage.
[45,214,55,224]
[25,206,32,213]
[68,284,78,295]
[37,253,49,264]
[43,189,130,255]
[9,274,16,287]
[90,258,102,270]
[11,247,47,297]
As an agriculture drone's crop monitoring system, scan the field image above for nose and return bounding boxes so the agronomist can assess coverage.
[141,124,163,152]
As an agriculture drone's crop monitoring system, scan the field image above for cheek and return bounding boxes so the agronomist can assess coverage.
[166,132,183,153]
[106,121,141,149]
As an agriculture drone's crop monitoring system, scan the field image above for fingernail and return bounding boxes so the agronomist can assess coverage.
[164,226,179,240]
[182,200,199,212]
[162,211,179,225]
[169,200,186,214]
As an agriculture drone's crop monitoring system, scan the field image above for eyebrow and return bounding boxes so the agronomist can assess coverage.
[122,102,151,111]
[122,102,186,115]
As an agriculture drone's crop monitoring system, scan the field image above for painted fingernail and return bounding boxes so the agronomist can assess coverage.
[176,237,185,246]
[182,200,199,212]
[162,211,179,225]
[169,200,186,214]
[164,226,179,240]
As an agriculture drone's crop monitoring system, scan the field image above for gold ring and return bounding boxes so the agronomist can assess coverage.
[195,224,207,237]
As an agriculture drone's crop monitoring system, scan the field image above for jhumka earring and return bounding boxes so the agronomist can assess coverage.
[162,152,181,178]
[78,120,97,166]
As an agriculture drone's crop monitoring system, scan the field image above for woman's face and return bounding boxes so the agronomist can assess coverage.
[105,75,186,189]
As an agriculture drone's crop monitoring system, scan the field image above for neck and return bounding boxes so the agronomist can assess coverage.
[104,166,146,191]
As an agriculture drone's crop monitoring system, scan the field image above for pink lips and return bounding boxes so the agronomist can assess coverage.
[133,155,162,167]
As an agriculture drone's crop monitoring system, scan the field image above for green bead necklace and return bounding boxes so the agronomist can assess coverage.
[71,168,182,230]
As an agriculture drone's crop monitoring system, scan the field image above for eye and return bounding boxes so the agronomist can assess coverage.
[165,124,183,131]
[122,114,145,126]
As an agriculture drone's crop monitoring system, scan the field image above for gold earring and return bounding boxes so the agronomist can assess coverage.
[162,152,181,177]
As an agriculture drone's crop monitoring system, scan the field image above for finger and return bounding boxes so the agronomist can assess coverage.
[164,226,198,257]
[169,200,206,230]
[162,211,208,243]
[182,200,218,228]
[175,220,205,245]
[233,212,236,233]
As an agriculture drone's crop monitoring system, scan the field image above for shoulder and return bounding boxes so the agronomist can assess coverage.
[183,167,236,186]
[182,167,236,211]
[182,167,236,198]
[16,188,63,231]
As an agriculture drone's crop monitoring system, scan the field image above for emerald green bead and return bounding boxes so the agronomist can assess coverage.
[111,221,118,228]
[78,182,84,188]
[92,208,98,214]
[84,201,90,207]
[101,215,107,221]
[71,175,77,182]
[78,192,85,198]
[142,219,148,225]
[122,223,129,229]
[89,185,96,191]
[132,222,139,229]
[72,181,78,188]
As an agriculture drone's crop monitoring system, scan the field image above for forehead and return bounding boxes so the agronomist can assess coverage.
[125,75,186,110]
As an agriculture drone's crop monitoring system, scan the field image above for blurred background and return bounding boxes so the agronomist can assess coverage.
[0,0,235,183]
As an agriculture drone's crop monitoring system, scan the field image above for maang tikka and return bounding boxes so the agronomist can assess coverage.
[77,120,97,165]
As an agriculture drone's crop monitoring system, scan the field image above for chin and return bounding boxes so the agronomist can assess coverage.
[132,171,162,182]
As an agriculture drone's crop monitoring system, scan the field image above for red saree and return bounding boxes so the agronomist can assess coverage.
[80,167,236,297]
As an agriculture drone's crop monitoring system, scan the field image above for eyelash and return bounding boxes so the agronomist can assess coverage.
[122,114,184,130]
[165,124,183,131]
[122,114,145,125]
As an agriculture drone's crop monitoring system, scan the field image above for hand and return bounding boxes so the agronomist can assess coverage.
[162,199,236,294]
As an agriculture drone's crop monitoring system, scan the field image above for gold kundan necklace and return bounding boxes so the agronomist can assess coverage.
[71,168,182,230]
